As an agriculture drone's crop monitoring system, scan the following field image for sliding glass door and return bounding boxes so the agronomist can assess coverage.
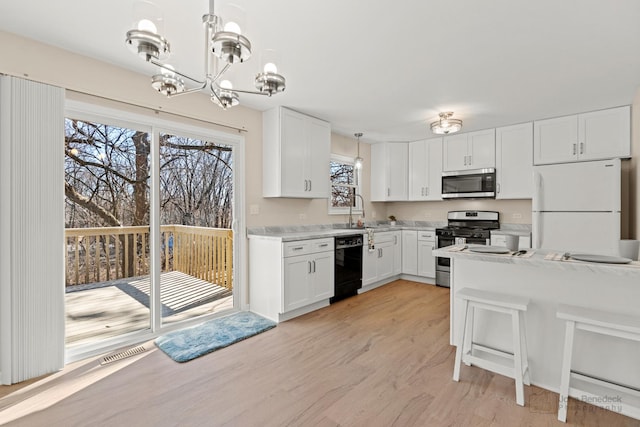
[158,131,234,326]
[64,117,152,347]
[63,102,242,354]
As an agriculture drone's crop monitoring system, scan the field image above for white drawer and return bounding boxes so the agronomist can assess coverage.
[417,231,435,241]
[283,238,333,257]
[310,238,333,252]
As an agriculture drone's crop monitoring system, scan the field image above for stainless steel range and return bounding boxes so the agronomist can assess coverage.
[435,210,499,287]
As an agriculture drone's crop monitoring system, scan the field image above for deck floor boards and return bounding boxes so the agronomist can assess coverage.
[65,271,233,346]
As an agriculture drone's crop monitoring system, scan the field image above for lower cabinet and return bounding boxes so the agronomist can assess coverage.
[283,250,334,312]
[249,237,334,322]
[363,231,401,287]
[400,229,436,279]
[402,230,418,275]
[417,231,436,278]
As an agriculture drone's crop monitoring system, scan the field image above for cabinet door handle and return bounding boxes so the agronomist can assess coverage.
[497,183,501,194]
[293,246,304,251]
[468,155,472,165]
[394,235,398,244]
[573,144,577,155]
[426,186,429,196]
[309,180,312,191]
[319,243,329,248]
[387,188,390,197]
[308,261,312,274]
[580,142,584,155]
[463,156,467,166]
[312,260,316,273]
[378,248,382,258]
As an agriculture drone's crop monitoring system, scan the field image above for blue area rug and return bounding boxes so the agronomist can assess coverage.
[155,312,276,362]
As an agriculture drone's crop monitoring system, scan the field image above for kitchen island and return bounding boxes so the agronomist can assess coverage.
[434,246,640,397]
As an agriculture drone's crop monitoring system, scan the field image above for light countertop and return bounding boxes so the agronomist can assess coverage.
[247,224,439,242]
[433,245,640,277]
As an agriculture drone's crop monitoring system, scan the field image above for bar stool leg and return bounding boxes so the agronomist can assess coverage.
[453,299,469,382]
[511,308,525,406]
[520,312,531,386]
[463,302,474,366]
[558,320,576,422]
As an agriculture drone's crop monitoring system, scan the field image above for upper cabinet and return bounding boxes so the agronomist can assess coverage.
[533,106,630,165]
[409,138,442,201]
[443,129,495,171]
[495,122,533,199]
[263,107,331,198]
[371,142,408,201]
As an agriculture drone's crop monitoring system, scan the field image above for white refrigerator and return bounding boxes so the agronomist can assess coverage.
[532,158,621,255]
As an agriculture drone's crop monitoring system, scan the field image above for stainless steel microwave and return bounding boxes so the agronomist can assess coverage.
[441,168,496,199]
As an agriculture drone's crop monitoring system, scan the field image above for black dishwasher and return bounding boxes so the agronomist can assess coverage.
[330,234,363,303]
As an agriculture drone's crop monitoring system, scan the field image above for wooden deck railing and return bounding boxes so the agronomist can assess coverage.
[65,225,233,289]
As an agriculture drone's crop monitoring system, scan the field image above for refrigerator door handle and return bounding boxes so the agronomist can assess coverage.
[533,171,543,212]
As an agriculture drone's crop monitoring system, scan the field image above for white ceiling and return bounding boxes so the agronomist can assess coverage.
[1,0,640,143]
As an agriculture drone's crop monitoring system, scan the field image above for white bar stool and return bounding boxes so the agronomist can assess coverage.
[453,287,531,406]
[557,304,640,422]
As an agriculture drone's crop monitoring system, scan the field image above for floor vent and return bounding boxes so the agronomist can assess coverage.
[100,345,147,365]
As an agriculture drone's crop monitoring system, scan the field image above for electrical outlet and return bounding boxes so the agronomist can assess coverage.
[512,213,522,219]
[299,213,306,220]
[249,204,260,215]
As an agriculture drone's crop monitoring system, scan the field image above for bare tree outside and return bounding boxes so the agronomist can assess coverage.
[330,160,356,209]
[64,118,233,285]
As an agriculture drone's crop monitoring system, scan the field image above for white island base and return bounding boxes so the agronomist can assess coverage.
[434,247,640,417]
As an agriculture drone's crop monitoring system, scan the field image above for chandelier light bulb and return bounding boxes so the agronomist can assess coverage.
[220,80,233,89]
[137,18,158,34]
[263,62,278,74]
[70,148,79,156]
[223,21,242,35]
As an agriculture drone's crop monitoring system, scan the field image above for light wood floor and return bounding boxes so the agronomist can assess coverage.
[1,280,638,426]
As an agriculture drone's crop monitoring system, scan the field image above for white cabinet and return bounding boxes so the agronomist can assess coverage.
[362,231,401,287]
[443,129,495,171]
[495,122,533,199]
[533,106,630,165]
[409,138,442,201]
[249,237,334,322]
[263,106,331,198]
[417,230,436,278]
[371,142,408,201]
[401,229,435,278]
[402,230,418,275]
[490,233,531,249]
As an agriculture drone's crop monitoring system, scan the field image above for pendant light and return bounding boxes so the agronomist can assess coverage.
[354,132,364,170]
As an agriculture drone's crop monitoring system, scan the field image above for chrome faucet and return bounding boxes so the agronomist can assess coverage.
[348,193,365,228]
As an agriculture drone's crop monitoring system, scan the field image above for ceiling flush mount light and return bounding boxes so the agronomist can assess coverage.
[431,112,463,135]
[354,132,364,170]
[125,0,286,109]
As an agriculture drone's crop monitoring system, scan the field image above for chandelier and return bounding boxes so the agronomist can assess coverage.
[125,0,286,109]
[430,112,463,135]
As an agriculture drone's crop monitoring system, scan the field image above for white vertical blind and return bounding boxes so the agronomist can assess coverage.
[0,76,65,384]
